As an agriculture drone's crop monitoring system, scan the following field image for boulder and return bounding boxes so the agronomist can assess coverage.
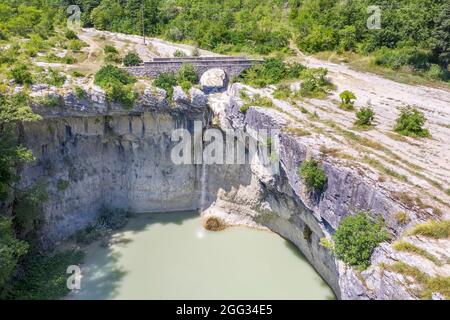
[189,88,208,107]
[200,68,227,93]
[172,85,189,103]
[31,84,49,92]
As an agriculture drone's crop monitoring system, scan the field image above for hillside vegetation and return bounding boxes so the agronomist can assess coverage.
[61,0,450,81]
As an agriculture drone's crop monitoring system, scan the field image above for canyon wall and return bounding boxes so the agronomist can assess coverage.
[17,83,425,299]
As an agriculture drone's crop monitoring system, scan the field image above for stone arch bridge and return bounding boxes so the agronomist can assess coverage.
[123,56,263,79]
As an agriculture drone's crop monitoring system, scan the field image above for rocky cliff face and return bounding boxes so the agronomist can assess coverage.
[18,82,447,299]
[19,85,208,244]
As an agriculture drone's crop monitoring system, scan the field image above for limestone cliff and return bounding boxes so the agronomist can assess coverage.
[16,82,448,300]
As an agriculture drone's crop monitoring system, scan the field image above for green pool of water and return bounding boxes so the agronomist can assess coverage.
[69,212,334,300]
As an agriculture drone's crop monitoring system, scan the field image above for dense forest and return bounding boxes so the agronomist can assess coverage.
[57,0,450,74]
[0,0,448,73]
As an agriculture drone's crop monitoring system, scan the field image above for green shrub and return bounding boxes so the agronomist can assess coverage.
[123,52,142,66]
[0,217,29,290]
[57,179,69,191]
[174,49,187,57]
[13,181,48,237]
[94,65,137,108]
[249,94,274,108]
[191,47,200,57]
[339,90,356,110]
[240,104,250,114]
[70,70,85,78]
[74,86,86,99]
[332,212,388,269]
[286,62,307,78]
[180,80,193,92]
[65,30,78,40]
[64,56,76,64]
[68,39,86,51]
[35,95,61,108]
[355,107,375,127]
[338,25,357,52]
[45,69,66,87]
[10,64,33,85]
[6,250,84,299]
[94,65,136,88]
[374,47,431,71]
[273,84,292,100]
[105,52,121,63]
[394,106,430,137]
[299,159,327,192]
[298,68,331,98]
[240,58,287,87]
[425,64,446,81]
[103,46,121,63]
[104,45,118,54]
[105,82,137,109]
[298,25,337,53]
[177,64,198,84]
[154,72,177,99]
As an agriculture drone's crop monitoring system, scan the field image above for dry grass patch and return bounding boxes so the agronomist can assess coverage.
[285,126,311,137]
[362,156,407,182]
[202,216,227,231]
[408,220,450,239]
[384,261,450,299]
[393,241,442,265]
[395,211,410,225]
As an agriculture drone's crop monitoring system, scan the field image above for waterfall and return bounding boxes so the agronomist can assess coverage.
[199,163,208,212]
[199,102,212,213]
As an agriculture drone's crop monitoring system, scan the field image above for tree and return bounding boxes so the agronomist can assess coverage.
[299,159,327,192]
[394,106,430,137]
[331,212,388,269]
[10,64,33,85]
[355,106,374,127]
[123,52,143,66]
[339,90,356,110]
[0,92,41,291]
[0,217,29,289]
[431,3,450,69]
[154,72,177,99]
[177,64,198,84]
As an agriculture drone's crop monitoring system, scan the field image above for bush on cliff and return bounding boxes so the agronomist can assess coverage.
[94,65,135,87]
[177,64,198,85]
[94,65,137,108]
[0,217,29,290]
[299,159,327,192]
[394,106,430,137]
[240,58,311,88]
[355,106,375,128]
[339,90,356,110]
[331,212,388,270]
[10,64,33,85]
[154,72,178,99]
[123,52,142,67]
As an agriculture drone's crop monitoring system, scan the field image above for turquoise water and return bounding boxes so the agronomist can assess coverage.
[69,212,334,300]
